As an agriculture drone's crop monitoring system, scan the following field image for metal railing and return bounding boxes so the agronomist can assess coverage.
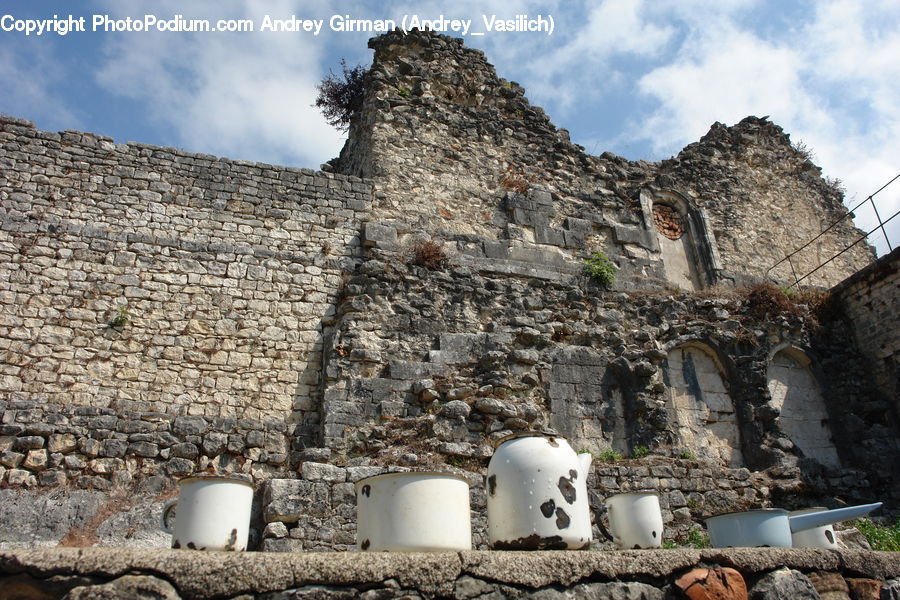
[766,173,899,289]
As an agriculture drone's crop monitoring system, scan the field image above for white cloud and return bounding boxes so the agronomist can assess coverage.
[93,0,347,167]
[0,42,80,129]
[619,1,899,254]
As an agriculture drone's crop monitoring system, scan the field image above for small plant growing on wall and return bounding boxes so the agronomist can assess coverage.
[631,445,649,459]
[583,251,617,287]
[409,239,448,271]
[315,59,369,131]
[598,448,622,462]
[107,305,131,329]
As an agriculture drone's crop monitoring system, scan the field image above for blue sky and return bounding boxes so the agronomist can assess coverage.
[2,0,898,255]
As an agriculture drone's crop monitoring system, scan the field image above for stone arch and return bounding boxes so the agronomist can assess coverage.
[767,345,840,468]
[642,190,722,290]
[663,342,743,466]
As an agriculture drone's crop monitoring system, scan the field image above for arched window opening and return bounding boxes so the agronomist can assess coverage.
[643,190,721,291]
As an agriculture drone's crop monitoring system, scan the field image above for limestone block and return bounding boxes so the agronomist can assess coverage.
[749,568,820,600]
[362,222,397,248]
[301,462,346,483]
[23,449,48,471]
[263,478,331,522]
[65,575,181,600]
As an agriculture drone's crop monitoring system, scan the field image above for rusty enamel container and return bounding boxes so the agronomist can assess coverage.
[161,475,254,551]
[355,472,472,552]
[486,432,593,550]
[597,492,664,549]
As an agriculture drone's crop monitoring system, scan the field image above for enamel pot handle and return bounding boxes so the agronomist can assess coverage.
[161,499,178,533]
[595,504,614,542]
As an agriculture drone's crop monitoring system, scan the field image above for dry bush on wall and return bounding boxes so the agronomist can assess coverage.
[408,239,448,271]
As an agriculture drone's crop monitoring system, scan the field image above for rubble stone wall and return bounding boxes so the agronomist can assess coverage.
[0,29,895,556]
[333,30,872,289]
[831,247,900,421]
[0,116,371,449]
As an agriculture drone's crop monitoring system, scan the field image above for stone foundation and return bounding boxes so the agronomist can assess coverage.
[1,548,898,599]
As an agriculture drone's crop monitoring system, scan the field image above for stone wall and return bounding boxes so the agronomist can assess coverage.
[3,547,899,599]
[831,247,900,421]
[333,30,872,290]
[0,115,371,449]
[0,30,895,557]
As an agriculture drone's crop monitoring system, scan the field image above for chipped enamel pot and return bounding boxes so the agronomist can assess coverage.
[790,507,838,549]
[486,432,593,550]
[161,475,254,551]
[355,472,472,552]
[597,492,664,549]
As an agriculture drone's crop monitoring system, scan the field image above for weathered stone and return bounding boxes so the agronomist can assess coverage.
[301,462,346,483]
[264,521,289,539]
[845,578,881,600]
[808,572,850,600]
[440,401,471,419]
[676,567,747,600]
[263,479,330,522]
[23,450,49,471]
[172,417,208,436]
[65,574,181,600]
[749,568,821,600]
[48,434,78,454]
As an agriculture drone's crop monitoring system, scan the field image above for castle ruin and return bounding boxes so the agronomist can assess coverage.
[0,28,897,575]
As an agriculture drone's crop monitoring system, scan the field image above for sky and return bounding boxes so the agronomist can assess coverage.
[1,0,898,256]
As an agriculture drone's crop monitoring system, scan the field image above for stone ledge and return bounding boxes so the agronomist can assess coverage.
[2,548,899,599]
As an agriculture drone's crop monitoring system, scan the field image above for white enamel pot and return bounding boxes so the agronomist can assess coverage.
[486,432,593,550]
[790,507,838,548]
[161,475,254,551]
[355,472,472,552]
[706,502,881,548]
[597,492,664,549]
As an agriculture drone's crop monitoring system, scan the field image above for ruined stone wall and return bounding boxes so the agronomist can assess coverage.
[0,116,370,450]
[830,248,900,422]
[333,30,872,290]
[0,31,892,555]
[317,236,897,515]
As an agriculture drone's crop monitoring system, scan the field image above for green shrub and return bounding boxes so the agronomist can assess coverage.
[583,252,617,286]
[598,448,622,462]
[631,445,649,459]
[107,305,131,329]
[684,528,711,548]
[678,450,696,460]
[855,519,900,551]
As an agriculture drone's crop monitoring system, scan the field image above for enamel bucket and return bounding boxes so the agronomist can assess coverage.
[706,502,881,548]
[597,492,664,549]
[486,432,593,550]
[355,472,472,552]
[790,507,838,548]
[161,475,254,551]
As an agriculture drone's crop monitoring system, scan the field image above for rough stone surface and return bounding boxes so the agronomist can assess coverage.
[64,574,181,600]
[676,567,748,600]
[749,567,820,600]
[0,28,897,556]
[0,548,898,600]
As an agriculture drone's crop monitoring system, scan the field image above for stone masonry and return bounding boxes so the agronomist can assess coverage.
[0,29,897,556]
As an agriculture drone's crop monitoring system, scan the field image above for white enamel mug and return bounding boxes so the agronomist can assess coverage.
[597,492,664,549]
[356,472,472,552]
[161,475,254,551]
